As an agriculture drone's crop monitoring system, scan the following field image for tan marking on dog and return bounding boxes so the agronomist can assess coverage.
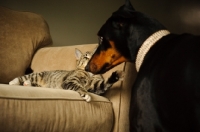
[89,41,128,73]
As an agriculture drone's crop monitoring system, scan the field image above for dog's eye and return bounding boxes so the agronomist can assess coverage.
[98,36,103,45]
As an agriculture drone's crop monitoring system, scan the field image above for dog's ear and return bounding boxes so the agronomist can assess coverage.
[125,0,135,12]
[112,0,135,18]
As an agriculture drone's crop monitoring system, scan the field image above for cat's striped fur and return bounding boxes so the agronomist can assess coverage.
[9,48,124,102]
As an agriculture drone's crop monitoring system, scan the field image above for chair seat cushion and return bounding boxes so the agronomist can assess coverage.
[0,84,114,132]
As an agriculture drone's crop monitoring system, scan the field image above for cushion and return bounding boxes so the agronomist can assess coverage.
[0,84,113,132]
[31,44,131,131]
[0,7,52,83]
[31,44,98,72]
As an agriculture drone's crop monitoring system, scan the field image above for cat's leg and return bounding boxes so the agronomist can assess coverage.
[9,77,32,86]
[9,74,33,86]
[62,81,91,102]
[99,70,125,94]
[89,70,125,95]
[9,78,20,85]
[107,70,125,84]
[23,80,32,86]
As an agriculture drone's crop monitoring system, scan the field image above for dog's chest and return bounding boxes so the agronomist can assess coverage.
[132,76,164,131]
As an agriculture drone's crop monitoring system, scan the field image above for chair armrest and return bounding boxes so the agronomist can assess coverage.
[0,84,113,132]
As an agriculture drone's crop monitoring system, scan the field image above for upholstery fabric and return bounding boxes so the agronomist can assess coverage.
[0,7,137,132]
[0,6,52,83]
[31,44,98,72]
[0,84,113,132]
[31,44,137,132]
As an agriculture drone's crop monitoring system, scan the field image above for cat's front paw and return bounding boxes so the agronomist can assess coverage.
[9,78,20,85]
[115,70,125,80]
[109,70,125,83]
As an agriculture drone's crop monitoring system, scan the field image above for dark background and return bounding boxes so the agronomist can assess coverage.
[1,0,200,46]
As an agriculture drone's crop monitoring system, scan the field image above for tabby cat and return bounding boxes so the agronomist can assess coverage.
[9,48,124,102]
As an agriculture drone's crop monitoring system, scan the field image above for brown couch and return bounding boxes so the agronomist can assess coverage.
[0,7,137,132]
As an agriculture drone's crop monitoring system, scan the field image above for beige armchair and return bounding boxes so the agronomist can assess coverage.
[0,6,137,132]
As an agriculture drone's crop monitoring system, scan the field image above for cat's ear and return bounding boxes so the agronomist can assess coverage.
[75,48,82,60]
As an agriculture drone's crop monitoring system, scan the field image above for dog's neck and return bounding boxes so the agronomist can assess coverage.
[135,30,170,72]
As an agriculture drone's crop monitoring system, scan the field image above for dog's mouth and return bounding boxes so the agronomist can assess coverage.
[85,40,129,74]
[85,51,128,74]
[86,62,110,74]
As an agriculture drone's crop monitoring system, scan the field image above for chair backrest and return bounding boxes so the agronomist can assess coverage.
[0,6,52,83]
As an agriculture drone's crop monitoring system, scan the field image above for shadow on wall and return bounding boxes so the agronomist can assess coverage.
[1,0,200,46]
[0,0,124,46]
[132,0,200,35]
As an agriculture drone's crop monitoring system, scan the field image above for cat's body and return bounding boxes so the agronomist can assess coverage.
[9,48,124,102]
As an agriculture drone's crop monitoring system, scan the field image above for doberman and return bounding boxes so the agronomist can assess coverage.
[85,0,200,132]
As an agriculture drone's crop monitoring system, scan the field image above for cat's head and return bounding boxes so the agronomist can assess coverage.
[75,48,93,70]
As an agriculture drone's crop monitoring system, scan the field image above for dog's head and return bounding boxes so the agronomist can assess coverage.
[85,0,165,74]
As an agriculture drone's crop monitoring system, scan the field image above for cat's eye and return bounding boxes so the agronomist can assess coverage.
[85,52,91,58]
[98,36,103,45]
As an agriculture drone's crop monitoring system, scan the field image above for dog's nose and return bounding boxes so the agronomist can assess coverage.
[85,63,98,73]
[85,64,90,72]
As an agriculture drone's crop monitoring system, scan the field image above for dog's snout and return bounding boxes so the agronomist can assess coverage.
[85,64,90,72]
[91,63,97,72]
[85,63,98,73]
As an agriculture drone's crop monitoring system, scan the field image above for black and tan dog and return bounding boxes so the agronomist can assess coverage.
[85,0,200,132]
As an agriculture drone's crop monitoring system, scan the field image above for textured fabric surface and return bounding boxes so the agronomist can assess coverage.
[0,84,113,132]
[31,44,98,72]
[0,6,52,83]
[31,44,137,132]
[0,6,136,132]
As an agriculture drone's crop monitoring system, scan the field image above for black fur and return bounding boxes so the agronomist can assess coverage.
[97,1,166,63]
[86,1,200,132]
[131,33,200,132]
